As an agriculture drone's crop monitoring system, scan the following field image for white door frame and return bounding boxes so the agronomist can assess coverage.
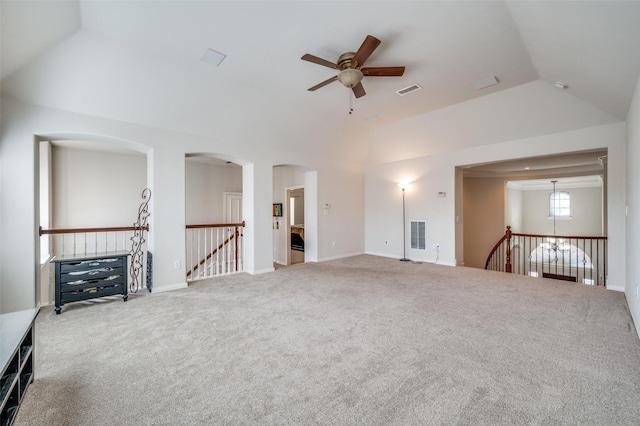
[285,185,304,265]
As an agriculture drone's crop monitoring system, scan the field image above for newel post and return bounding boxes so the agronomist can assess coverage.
[505,226,512,273]
[235,226,240,272]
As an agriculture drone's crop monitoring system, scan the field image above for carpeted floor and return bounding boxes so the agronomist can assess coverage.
[14,255,640,425]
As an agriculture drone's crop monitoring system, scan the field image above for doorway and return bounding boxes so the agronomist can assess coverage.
[288,188,305,265]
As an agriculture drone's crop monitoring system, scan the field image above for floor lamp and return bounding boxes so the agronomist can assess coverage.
[397,183,410,262]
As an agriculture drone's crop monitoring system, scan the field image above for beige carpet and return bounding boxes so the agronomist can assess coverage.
[14,255,640,425]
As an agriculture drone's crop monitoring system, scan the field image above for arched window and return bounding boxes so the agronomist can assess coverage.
[549,190,570,217]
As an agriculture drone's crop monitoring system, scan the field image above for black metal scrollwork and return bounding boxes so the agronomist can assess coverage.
[129,188,151,293]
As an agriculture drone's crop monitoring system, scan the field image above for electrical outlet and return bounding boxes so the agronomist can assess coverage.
[332,241,336,247]
[433,244,440,250]
[385,240,390,245]
[174,261,181,270]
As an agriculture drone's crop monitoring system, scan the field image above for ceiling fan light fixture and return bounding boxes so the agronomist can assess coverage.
[337,68,364,88]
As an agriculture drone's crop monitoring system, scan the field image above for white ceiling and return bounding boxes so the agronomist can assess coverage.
[2,1,640,163]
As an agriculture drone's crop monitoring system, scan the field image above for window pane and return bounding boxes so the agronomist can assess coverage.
[549,191,570,217]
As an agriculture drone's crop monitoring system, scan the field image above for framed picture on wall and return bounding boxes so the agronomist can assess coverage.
[273,203,283,217]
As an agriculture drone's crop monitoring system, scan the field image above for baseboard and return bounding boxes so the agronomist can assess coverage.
[317,251,365,263]
[623,291,640,341]
[364,251,454,266]
[246,267,275,275]
[152,282,188,293]
[607,285,624,292]
[365,251,399,259]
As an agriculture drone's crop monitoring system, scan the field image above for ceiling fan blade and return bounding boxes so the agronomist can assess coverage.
[352,35,381,67]
[352,82,366,98]
[308,75,338,91]
[362,66,405,77]
[301,54,338,69]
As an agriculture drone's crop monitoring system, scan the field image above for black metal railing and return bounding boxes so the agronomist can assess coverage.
[486,226,607,286]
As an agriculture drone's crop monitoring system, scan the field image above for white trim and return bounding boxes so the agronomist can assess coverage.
[607,284,624,292]
[506,175,602,190]
[365,251,455,266]
[318,251,366,262]
[152,282,188,293]
[247,267,275,275]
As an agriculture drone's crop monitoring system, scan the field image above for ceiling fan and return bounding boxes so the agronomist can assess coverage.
[301,35,405,98]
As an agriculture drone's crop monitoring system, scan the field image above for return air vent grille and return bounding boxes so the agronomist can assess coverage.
[411,221,426,250]
[396,84,422,96]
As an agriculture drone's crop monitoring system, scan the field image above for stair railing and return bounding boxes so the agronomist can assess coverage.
[485,226,608,286]
[186,221,245,281]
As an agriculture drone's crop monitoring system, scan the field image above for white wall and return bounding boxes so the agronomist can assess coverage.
[626,76,640,339]
[185,160,242,224]
[505,186,523,233]
[315,166,364,262]
[521,186,603,236]
[365,156,453,264]
[0,98,366,312]
[365,84,626,291]
[51,145,147,228]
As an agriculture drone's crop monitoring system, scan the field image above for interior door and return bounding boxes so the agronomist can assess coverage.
[224,192,242,223]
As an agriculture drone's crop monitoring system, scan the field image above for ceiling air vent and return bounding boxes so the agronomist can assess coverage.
[396,84,422,96]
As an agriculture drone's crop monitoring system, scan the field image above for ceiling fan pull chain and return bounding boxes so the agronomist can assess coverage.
[349,90,354,115]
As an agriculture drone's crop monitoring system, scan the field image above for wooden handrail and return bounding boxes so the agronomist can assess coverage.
[186,221,245,229]
[40,225,149,236]
[484,229,509,270]
[508,231,607,240]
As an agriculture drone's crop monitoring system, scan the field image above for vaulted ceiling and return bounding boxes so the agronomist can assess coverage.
[2,1,640,164]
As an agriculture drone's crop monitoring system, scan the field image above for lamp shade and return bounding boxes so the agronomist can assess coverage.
[337,68,364,88]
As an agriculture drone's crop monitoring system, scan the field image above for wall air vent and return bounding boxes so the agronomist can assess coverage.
[410,221,426,250]
[396,84,422,96]
[472,76,498,90]
[201,48,227,67]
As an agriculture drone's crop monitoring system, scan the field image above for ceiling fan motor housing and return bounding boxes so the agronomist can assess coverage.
[338,52,358,70]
